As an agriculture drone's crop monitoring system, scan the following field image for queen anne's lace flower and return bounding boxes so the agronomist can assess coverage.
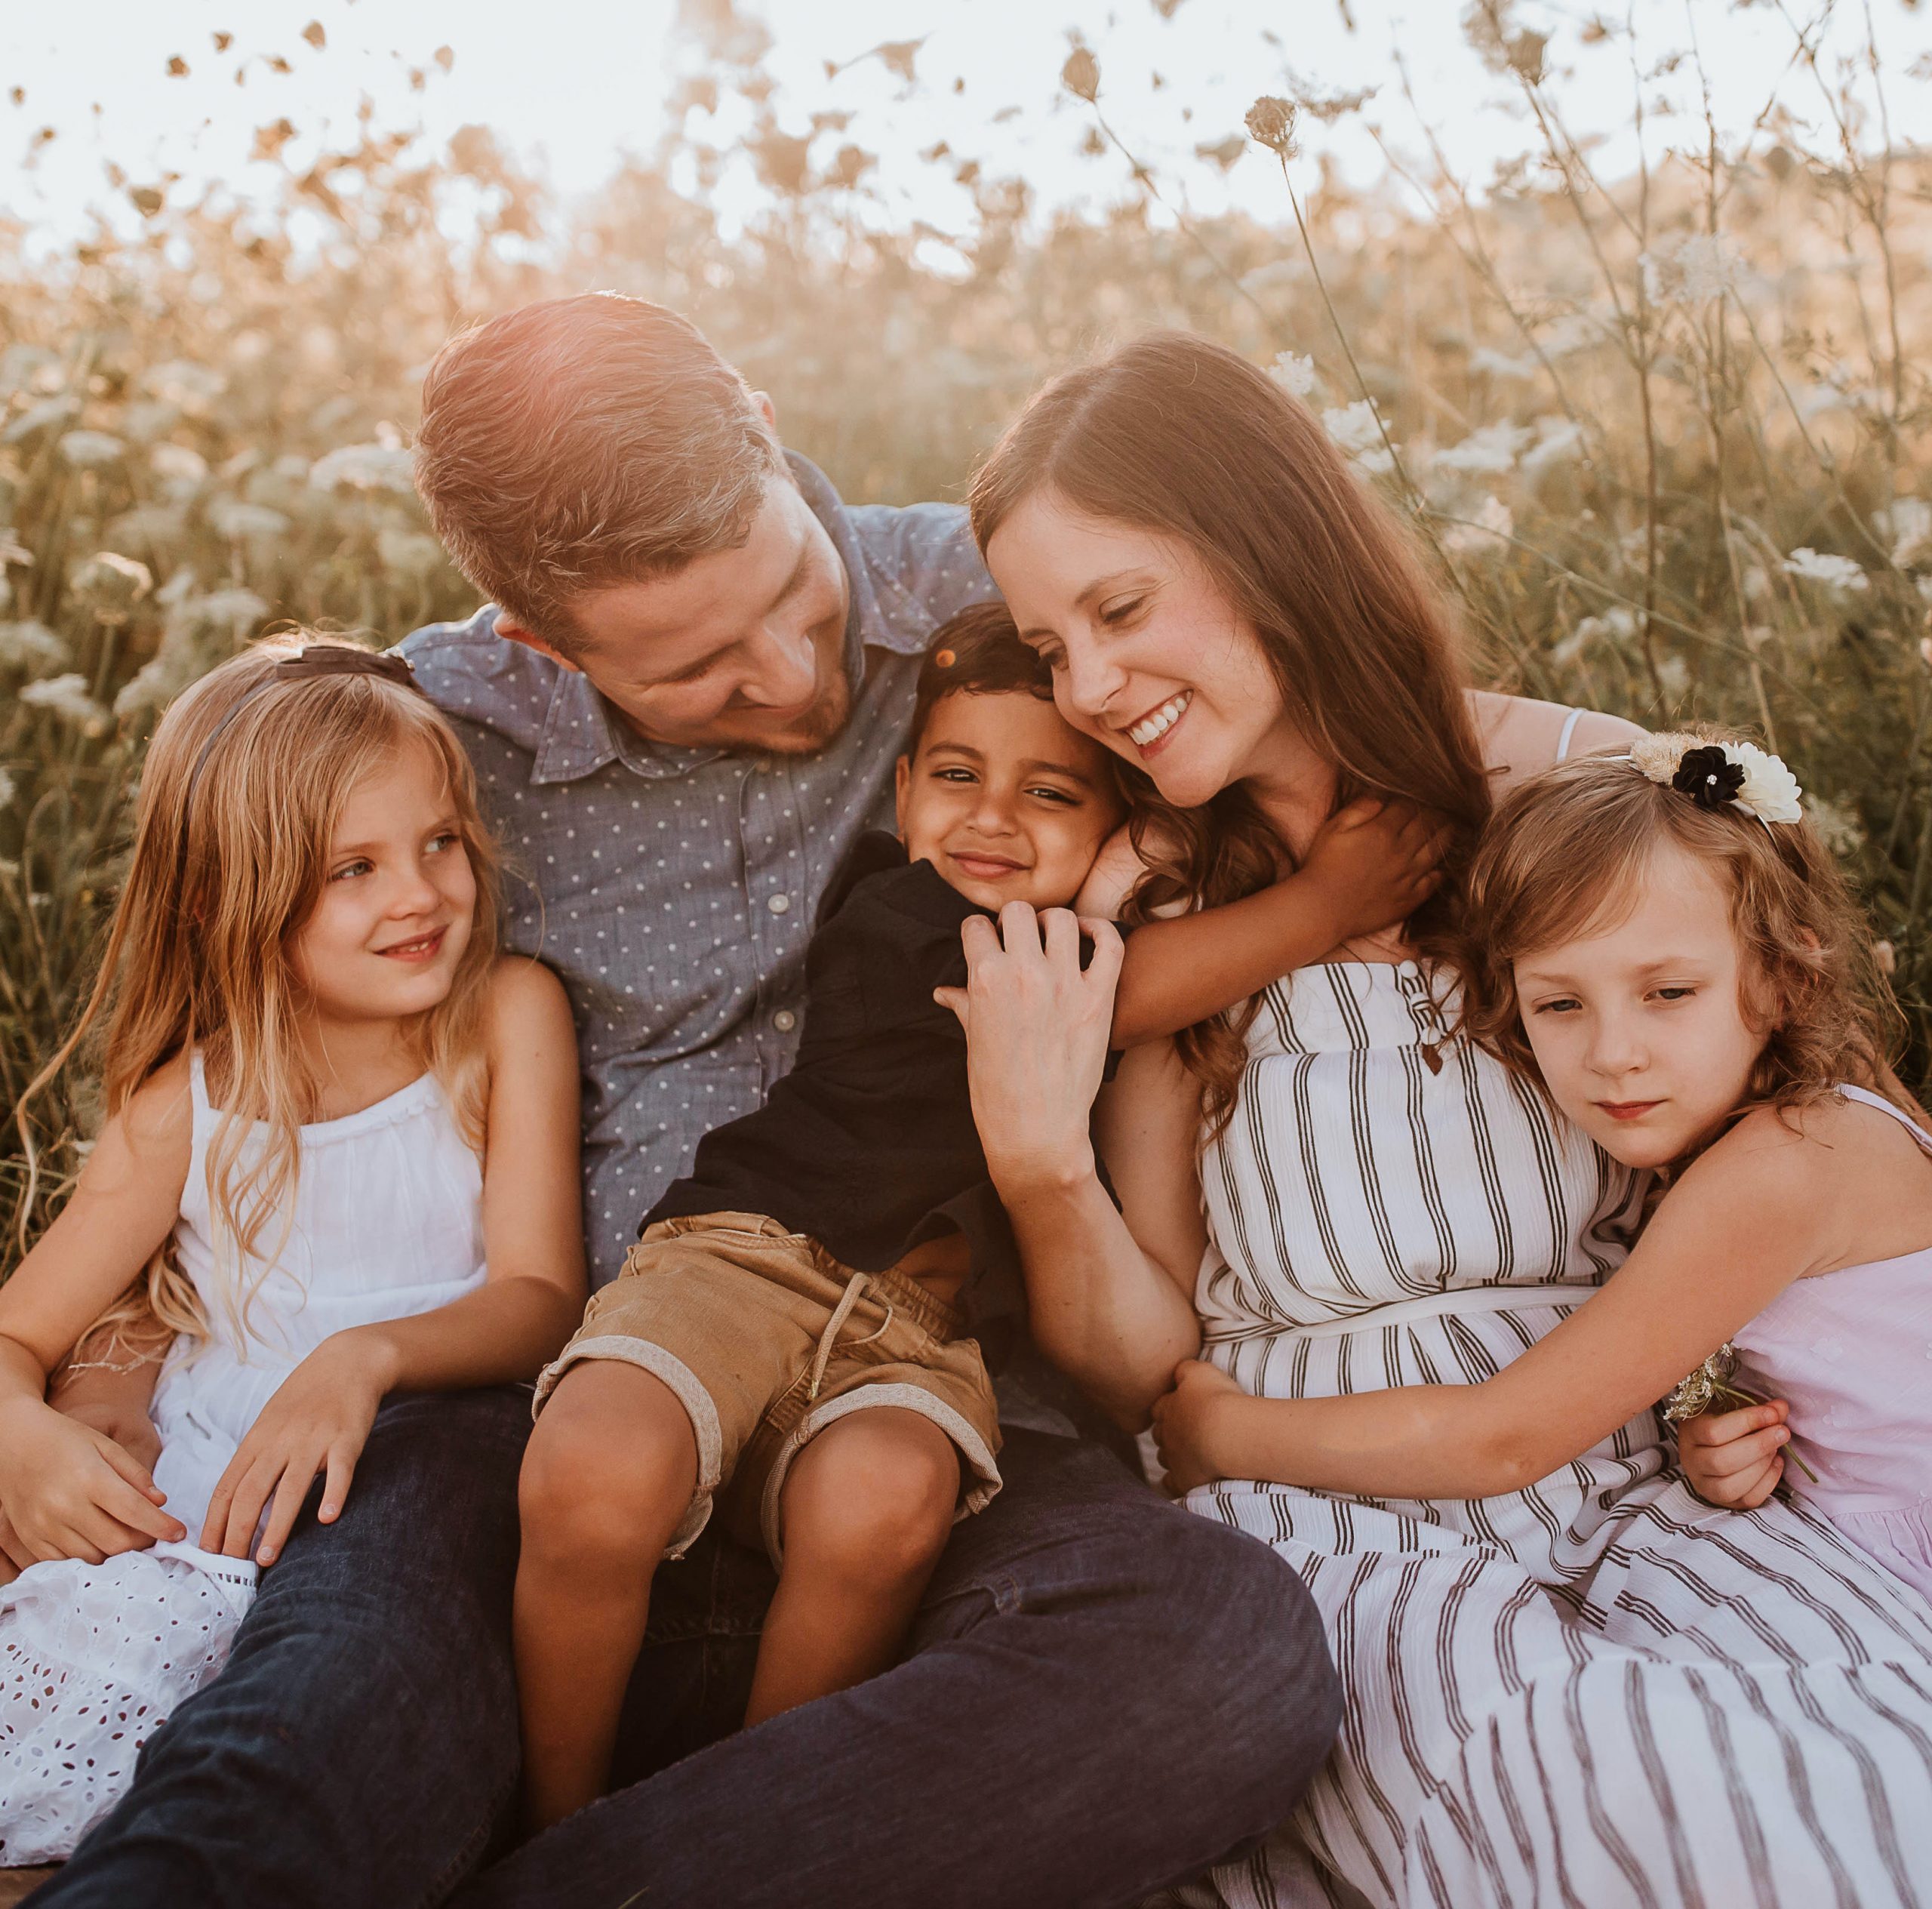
[1783,547,1869,593]
[1269,353,1316,399]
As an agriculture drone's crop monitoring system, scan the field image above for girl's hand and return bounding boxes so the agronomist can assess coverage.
[1300,798,1449,947]
[0,1397,184,1570]
[1676,1398,1791,1509]
[202,1331,392,1566]
[934,904,1124,1196]
[1150,1359,1248,1497]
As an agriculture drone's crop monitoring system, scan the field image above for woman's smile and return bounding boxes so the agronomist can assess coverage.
[1124,689,1193,754]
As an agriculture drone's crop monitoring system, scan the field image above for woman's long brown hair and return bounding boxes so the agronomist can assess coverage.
[969,331,1491,1132]
[17,633,502,1359]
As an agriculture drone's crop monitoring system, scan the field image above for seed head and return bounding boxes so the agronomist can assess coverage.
[1062,48,1100,103]
[1245,97,1300,157]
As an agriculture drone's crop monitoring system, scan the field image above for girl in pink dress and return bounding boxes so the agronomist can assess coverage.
[1153,729,1932,1606]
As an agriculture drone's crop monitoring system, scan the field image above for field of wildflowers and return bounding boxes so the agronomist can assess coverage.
[3,2,1929,1260]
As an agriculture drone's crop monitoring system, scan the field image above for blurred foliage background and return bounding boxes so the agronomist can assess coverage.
[4,0,1930,1256]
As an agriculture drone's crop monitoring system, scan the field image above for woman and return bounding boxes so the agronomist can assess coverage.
[948,332,1932,1907]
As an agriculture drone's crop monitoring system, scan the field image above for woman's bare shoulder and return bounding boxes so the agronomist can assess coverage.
[1468,690,1645,794]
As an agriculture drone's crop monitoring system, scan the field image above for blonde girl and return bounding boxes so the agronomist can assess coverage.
[0,636,585,1864]
[1154,731,1932,1604]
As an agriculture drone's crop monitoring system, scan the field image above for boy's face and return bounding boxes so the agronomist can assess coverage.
[894,689,1124,911]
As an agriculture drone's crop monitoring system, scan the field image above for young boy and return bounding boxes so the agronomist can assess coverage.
[512,603,1441,1827]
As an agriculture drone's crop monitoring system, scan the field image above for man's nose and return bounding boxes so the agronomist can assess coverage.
[743,623,817,709]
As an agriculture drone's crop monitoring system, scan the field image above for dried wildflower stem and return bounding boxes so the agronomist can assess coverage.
[1078,105,1286,346]
[1378,63,1590,439]
[1266,154,1432,537]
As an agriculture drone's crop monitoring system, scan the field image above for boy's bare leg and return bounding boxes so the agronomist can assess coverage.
[745,1408,960,1727]
[513,1362,699,1828]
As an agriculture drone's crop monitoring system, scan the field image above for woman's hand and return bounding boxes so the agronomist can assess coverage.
[1675,1399,1791,1509]
[0,1395,184,1572]
[1150,1359,1249,1496]
[202,1329,394,1565]
[934,904,1124,1196]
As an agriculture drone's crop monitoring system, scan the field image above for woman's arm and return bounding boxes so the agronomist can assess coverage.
[0,1059,195,1565]
[1155,1108,1832,1498]
[940,905,1201,1428]
[202,959,588,1562]
[1109,800,1447,1047]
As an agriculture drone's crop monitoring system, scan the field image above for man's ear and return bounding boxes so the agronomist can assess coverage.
[494,611,582,675]
[751,389,779,435]
[894,752,912,838]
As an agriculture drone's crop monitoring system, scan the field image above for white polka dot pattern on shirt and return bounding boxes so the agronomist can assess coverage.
[399,466,995,1289]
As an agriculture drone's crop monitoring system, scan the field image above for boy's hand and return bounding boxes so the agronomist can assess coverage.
[1676,1398,1791,1508]
[202,1330,392,1566]
[1299,798,1448,945]
[0,1396,184,1572]
[1150,1359,1247,1497]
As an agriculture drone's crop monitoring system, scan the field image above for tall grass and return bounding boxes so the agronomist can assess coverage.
[4,2,1928,1262]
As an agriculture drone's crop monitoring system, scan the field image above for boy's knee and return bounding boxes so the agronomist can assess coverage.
[519,1363,699,1566]
[784,1413,960,1579]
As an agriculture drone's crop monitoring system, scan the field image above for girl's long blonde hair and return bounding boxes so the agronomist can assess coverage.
[21,633,502,1360]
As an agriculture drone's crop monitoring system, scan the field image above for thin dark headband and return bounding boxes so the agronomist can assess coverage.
[171,647,427,921]
[180,645,425,813]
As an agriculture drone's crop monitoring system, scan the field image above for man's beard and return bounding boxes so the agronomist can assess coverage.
[753,665,853,755]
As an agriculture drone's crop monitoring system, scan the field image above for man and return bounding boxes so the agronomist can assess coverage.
[33,294,1337,1909]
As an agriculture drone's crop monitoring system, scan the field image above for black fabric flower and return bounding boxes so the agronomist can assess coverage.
[1671,744,1746,810]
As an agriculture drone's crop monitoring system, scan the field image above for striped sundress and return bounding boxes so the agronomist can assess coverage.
[1170,961,1932,1909]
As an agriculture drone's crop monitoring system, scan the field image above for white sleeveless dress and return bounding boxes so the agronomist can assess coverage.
[0,1055,485,1864]
[1168,965,1932,1909]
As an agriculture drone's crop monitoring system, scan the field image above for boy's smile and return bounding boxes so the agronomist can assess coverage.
[894,688,1124,912]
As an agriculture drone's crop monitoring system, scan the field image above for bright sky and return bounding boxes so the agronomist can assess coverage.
[7,0,1930,255]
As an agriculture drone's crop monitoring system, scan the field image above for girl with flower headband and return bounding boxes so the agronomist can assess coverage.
[1154,728,1932,1602]
[0,635,586,1861]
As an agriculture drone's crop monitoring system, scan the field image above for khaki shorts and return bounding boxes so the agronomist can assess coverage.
[534,1212,1002,1568]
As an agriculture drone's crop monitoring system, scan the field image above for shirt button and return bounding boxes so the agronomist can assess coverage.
[767,894,791,915]
[773,1009,798,1033]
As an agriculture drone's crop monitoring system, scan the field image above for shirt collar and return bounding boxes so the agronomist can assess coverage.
[530,451,880,787]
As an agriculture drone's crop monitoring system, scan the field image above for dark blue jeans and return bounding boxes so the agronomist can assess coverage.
[37,1387,1339,1909]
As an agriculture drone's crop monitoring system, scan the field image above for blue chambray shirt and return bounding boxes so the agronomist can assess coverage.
[401,454,998,1292]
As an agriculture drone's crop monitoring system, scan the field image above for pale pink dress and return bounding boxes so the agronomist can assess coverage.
[1730,1082,1932,1601]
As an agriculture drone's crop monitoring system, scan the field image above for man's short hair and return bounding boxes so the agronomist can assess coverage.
[413,294,785,646]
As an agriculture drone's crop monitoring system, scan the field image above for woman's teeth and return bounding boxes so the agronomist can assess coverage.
[1128,691,1192,748]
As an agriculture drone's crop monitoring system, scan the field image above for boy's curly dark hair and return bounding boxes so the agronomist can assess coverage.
[906,602,1058,756]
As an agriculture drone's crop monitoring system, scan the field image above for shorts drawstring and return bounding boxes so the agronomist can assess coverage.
[808,1270,893,1399]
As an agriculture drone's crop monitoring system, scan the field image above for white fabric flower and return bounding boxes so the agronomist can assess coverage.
[1727,740,1802,824]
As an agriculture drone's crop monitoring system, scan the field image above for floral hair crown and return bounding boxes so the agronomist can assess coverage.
[1620,732,1802,827]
